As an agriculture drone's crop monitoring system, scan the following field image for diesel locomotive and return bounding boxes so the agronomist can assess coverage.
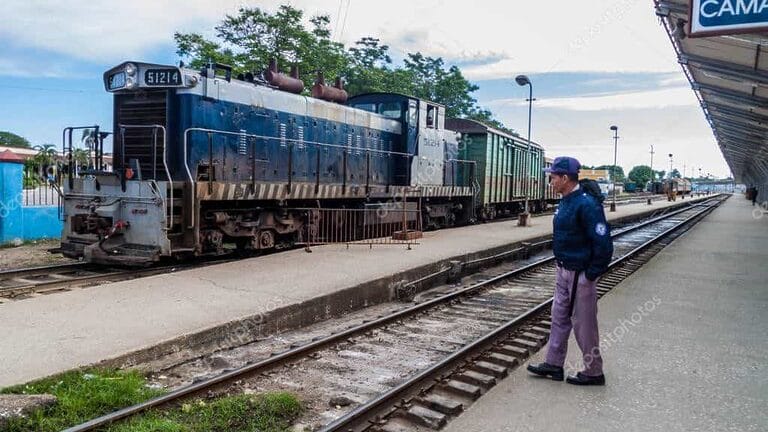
[59,61,554,265]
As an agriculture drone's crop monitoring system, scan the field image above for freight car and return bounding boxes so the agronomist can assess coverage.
[445,118,550,219]
[58,61,551,265]
[662,178,692,195]
[648,181,664,194]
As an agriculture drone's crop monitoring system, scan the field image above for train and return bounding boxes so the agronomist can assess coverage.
[666,178,692,195]
[59,61,556,265]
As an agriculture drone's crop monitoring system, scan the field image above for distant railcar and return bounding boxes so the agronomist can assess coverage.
[543,157,558,204]
[662,178,692,195]
[446,118,548,220]
[648,181,664,194]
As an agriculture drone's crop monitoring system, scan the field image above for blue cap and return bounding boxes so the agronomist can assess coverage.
[544,156,581,175]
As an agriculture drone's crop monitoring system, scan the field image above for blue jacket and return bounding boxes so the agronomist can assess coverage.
[552,187,614,281]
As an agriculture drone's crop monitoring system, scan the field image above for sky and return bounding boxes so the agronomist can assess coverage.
[0,0,730,178]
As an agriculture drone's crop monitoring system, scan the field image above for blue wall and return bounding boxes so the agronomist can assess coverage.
[0,160,62,245]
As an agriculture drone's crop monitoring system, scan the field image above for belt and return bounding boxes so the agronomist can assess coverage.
[556,260,585,272]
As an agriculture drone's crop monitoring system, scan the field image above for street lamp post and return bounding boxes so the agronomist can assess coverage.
[515,74,533,226]
[609,125,618,212]
[648,144,655,205]
[668,153,673,178]
[698,167,702,195]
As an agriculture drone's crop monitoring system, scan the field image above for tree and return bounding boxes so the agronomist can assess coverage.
[465,108,518,136]
[669,168,681,179]
[403,53,479,118]
[595,165,625,182]
[344,37,416,96]
[25,144,58,181]
[0,131,31,148]
[32,144,57,166]
[73,148,90,170]
[174,4,503,124]
[175,5,348,90]
[656,170,665,180]
[627,165,653,186]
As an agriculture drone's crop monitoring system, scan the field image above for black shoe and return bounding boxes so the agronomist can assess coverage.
[566,372,606,386]
[526,362,564,381]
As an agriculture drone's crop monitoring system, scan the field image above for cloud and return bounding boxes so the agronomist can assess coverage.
[0,0,680,75]
[0,58,69,78]
[0,1,249,62]
[495,105,730,177]
[487,86,699,111]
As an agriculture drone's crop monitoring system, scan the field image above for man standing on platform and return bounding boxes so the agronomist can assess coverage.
[527,156,613,385]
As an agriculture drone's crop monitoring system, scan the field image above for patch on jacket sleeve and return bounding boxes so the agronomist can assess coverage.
[595,222,607,236]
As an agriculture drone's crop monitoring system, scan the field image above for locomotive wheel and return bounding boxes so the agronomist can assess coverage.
[258,230,276,249]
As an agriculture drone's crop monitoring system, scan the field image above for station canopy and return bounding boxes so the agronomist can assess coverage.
[655,0,768,185]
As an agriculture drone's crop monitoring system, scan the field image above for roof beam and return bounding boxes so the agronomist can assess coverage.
[681,53,768,85]
[715,126,764,141]
[707,111,768,131]
[709,112,768,133]
[715,132,764,148]
[697,86,768,110]
[705,102,768,124]
[715,124,768,142]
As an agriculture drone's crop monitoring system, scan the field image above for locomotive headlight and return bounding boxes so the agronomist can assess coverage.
[125,63,137,76]
[125,77,136,89]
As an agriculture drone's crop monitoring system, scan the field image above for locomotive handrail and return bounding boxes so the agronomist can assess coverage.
[117,124,172,231]
[182,127,421,229]
[61,125,99,191]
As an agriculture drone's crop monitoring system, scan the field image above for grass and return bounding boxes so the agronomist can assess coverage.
[108,393,303,432]
[1,368,302,432]
[0,368,165,432]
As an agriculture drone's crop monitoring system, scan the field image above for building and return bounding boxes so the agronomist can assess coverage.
[580,168,610,182]
[0,145,113,170]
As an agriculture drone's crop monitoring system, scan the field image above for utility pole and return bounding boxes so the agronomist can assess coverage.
[609,126,619,212]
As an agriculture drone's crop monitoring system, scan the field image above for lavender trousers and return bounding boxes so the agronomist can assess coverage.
[545,265,603,376]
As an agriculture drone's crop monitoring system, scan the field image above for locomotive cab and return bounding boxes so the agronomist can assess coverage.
[347,93,458,187]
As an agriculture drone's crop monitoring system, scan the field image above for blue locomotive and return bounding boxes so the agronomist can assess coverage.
[60,61,482,265]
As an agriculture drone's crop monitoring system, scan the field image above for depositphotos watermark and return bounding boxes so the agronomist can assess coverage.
[564,295,662,373]
[752,201,768,220]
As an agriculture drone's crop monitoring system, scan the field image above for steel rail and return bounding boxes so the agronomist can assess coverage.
[320,195,727,432]
[61,195,726,432]
[0,255,240,301]
[0,261,91,279]
[0,266,166,299]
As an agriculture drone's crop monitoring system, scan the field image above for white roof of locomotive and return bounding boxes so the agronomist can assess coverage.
[176,68,402,135]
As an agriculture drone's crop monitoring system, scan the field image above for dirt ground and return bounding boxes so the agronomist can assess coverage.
[0,240,74,270]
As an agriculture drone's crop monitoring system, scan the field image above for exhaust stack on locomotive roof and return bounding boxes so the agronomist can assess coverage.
[264,59,304,94]
[311,72,348,103]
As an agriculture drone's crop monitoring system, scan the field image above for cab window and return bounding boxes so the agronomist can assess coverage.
[408,101,418,125]
[351,103,376,113]
[378,102,402,119]
[426,105,437,129]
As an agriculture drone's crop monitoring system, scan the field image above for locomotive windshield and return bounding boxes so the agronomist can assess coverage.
[351,101,404,119]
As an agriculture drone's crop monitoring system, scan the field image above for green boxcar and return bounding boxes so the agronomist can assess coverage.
[446,118,547,219]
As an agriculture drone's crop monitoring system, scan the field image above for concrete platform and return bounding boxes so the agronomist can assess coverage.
[444,196,767,432]
[0,196,710,388]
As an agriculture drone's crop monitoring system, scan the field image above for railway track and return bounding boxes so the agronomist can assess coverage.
[0,257,235,303]
[62,194,728,432]
[0,194,672,303]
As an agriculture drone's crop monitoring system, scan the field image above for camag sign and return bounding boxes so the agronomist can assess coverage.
[690,0,768,36]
